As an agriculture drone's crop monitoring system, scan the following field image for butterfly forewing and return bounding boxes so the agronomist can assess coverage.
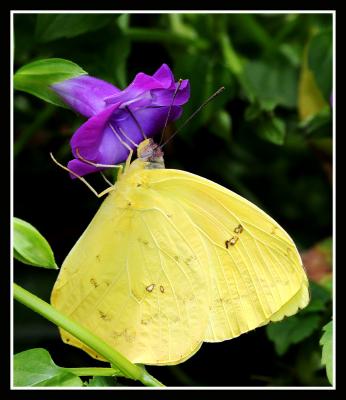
[145,168,309,343]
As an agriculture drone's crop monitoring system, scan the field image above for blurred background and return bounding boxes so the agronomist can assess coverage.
[13,13,333,386]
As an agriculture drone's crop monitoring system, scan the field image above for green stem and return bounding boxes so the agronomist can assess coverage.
[13,283,164,387]
[65,367,124,377]
[14,104,55,157]
[125,27,208,49]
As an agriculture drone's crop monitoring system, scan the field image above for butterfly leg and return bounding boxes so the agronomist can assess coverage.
[77,147,124,186]
[75,148,123,170]
[100,171,115,187]
[124,149,134,173]
[50,153,115,198]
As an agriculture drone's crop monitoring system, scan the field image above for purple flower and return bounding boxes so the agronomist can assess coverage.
[51,64,190,177]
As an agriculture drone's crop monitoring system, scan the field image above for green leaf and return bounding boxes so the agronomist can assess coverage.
[300,281,331,313]
[13,58,87,107]
[14,348,83,387]
[257,114,286,145]
[36,14,114,43]
[243,60,299,109]
[13,217,57,269]
[87,376,117,387]
[209,109,232,142]
[298,50,328,121]
[308,30,333,101]
[266,314,321,355]
[320,320,333,384]
[244,103,262,122]
[298,105,331,136]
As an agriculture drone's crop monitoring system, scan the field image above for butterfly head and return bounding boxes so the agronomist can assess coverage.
[137,138,165,169]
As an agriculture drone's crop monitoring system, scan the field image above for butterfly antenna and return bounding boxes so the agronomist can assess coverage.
[161,86,225,148]
[159,78,183,146]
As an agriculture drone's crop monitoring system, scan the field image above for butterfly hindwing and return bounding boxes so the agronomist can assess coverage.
[51,185,210,365]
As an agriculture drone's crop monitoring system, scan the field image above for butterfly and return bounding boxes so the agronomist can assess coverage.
[51,138,309,366]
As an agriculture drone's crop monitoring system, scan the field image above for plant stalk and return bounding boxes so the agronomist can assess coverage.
[65,367,124,377]
[13,283,164,387]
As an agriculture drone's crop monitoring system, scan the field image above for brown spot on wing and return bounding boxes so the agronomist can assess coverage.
[98,310,111,321]
[234,224,244,234]
[225,236,239,248]
[90,278,99,288]
[146,284,155,292]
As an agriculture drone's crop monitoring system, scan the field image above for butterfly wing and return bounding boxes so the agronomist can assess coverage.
[51,181,210,365]
[51,165,309,365]
[144,168,309,343]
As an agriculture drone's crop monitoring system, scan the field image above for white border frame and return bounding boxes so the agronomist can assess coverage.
[10,9,336,391]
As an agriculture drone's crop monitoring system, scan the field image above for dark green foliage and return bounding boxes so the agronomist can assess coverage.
[266,282,332,356]
[308,30,333,101]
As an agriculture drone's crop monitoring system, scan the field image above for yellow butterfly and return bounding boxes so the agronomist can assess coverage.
[51,138,309,365]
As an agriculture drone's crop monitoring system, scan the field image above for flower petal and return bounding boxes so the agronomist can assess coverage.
[104,64,175,106]
[152,64,175,88]
[104,73,158,105]
[151,79,190,106]
[70,104,119,160]
[97,125,130,165]
[117,106,182,144]
[68,123,139,178]
[51,76,120,117]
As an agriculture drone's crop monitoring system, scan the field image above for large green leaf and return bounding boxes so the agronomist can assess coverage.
[13,58,87,107]
[308,30,333,101]
[243,60,299,109]
[13,217,57,269]
[13,348,83,387]
[36,14,114,43]
[266,314,321,355]
[298,48,328,121]
[320,320,333,384]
